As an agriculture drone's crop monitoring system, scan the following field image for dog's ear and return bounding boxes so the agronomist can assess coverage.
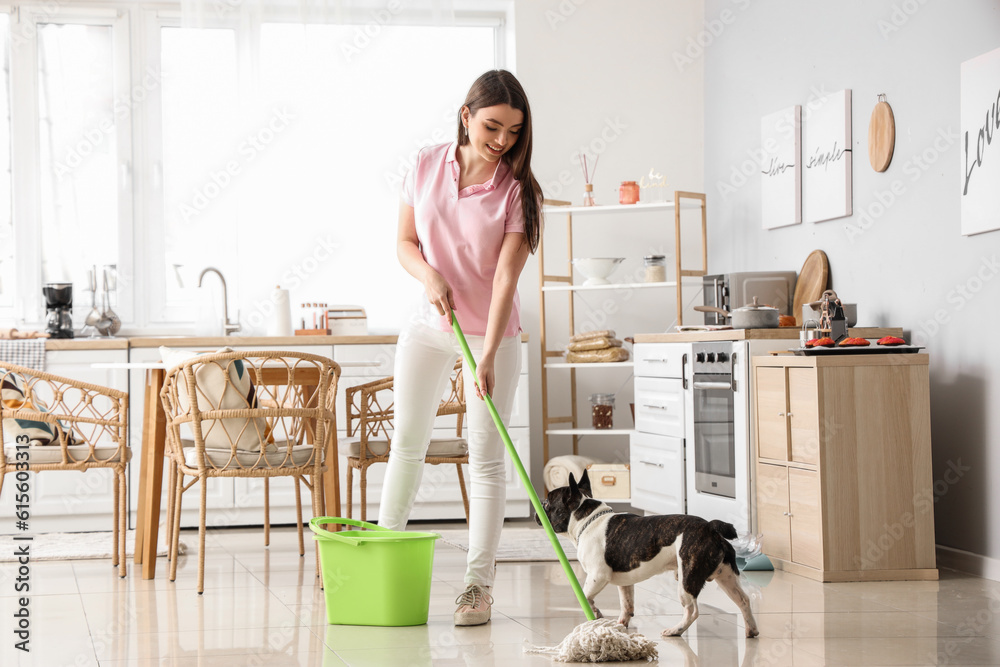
[568,472,578,495]
[579,469,592,495]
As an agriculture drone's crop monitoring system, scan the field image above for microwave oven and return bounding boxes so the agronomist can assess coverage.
[701,271,797,325]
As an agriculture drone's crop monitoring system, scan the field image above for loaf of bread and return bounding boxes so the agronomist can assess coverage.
[570,329,615,343]
[567,337,623,352]
[565,347,630,363]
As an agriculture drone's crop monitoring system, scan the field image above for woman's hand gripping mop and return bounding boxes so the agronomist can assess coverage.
[451,311,657,663]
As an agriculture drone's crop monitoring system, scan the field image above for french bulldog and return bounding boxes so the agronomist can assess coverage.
[536,470,759,638]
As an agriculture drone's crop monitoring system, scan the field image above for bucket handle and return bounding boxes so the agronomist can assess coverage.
[309,516,385,546]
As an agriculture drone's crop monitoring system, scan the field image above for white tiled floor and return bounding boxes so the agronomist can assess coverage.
[3,520,1000,665]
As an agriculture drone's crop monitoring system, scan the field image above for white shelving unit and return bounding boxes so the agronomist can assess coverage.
[537,193,708,481]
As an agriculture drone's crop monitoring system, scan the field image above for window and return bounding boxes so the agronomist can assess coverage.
[37,23,119,287]
[2,3,507,331]
[151,19,497,331]
[159,26,239,311]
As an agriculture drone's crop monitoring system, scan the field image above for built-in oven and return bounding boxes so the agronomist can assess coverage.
[691,342,736,499]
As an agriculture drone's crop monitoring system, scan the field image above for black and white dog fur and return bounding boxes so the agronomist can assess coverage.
[536,470,759,638]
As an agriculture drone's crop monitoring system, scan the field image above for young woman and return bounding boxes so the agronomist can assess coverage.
[379,70,542,626]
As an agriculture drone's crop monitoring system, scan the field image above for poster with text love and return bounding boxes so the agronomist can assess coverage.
[961,46,1000,236]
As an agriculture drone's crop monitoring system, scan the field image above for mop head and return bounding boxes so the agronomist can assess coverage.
[524,618,658,662]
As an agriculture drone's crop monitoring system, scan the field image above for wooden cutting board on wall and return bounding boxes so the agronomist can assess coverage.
[868,96,895,172]
[793,250,830,325]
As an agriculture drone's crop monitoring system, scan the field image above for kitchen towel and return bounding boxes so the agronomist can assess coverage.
[0,339,46,371]
[543,454,598,492]
[267,287,292,337]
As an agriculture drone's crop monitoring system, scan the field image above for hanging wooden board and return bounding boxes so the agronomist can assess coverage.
[792,249,830,326]
[868,95,895,172]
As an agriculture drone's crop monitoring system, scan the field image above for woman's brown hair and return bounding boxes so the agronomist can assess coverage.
[458,70,542,253]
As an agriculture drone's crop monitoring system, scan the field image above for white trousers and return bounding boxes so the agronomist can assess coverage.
[378,322,521,587]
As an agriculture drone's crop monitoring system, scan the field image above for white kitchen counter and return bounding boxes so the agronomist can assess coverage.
[43,332,528,349]
[634,327,902,344]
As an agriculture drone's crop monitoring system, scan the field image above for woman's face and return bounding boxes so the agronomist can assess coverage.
[464,104,524,163]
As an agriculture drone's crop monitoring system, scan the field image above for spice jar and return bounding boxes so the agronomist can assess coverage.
[590,393,615,429]
[643,255,667,283]
[619,180,639,205]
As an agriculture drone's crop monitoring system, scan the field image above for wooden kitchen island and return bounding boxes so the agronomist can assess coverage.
[752,353,937,582]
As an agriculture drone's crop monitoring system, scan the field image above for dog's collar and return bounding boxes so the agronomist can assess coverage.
[573,507,614,543]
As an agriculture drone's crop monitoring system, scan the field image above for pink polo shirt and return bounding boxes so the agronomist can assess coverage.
[401,142,525,337]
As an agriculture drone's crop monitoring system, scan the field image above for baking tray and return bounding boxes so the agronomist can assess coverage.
[793,344,924,356]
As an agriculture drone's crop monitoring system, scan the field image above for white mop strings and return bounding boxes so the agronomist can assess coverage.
[524,618,658,663]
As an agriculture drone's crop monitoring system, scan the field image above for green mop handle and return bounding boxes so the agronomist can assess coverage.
[451,311,596,622]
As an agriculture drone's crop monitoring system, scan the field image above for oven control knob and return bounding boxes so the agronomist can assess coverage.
[695,352,706,363]
[716,352,729,362]
[706,352,717,363]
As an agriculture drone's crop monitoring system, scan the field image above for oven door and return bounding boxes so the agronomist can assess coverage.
[692,374,736,499]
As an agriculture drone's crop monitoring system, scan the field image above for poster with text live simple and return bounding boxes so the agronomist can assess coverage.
[760,105,801,229]
[961,46,1000,236]
[802,89,852,224]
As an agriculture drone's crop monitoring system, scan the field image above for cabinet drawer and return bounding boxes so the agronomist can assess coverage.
[333,344,395,378]
[630,432,685,515]
[634,343,689,379]
[634,376,685,437]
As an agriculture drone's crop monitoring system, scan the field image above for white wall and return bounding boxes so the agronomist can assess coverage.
[703,0,1000,562]
[514,0,704,497]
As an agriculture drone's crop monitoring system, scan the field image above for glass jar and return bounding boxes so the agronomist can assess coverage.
[590,393,615,429]
[643,255,667,283]
[619,180,639,205]
[582,182,596,207]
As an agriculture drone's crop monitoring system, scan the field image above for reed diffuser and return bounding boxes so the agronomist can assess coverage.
[579,154,599,206]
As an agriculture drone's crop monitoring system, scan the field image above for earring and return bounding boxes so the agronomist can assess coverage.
[464,124,469,137]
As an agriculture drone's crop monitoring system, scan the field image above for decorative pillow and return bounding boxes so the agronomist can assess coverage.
[1,371,78,447]
[160,347,272,452]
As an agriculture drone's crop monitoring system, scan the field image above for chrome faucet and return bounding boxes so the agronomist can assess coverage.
[197,267,241,335]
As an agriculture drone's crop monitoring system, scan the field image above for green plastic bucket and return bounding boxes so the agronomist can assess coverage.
[309,517,440,626]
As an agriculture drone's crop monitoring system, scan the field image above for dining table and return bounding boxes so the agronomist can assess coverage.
[93,358,377,579]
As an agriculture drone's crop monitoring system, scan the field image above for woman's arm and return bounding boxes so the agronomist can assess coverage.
[397,200,456,322]
[475,232,529,398]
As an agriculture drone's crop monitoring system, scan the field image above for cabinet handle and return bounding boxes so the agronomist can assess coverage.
[639,460,664,468]
[787,413,794,417]
[778,413,785,417]
[643,404,669,411]
[642,358,671,363]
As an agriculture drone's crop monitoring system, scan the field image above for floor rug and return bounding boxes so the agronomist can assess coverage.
[0,530,185,562]
[436,527,577,562]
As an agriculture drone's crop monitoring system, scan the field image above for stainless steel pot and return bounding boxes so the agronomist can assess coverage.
[694,297,779,329]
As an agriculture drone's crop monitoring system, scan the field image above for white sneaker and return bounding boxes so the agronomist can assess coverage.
[454,584,493,626]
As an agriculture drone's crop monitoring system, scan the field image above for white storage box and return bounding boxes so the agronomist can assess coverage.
[587,463,631,500]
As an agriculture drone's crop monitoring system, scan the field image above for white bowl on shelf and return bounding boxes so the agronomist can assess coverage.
[572,257,625,286]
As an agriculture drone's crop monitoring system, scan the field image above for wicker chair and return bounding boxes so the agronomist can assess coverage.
[0,362,129,577]
[159,351,340,594]
[344,359,470,523]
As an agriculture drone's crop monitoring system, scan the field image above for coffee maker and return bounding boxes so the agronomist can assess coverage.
[43,282,74,339]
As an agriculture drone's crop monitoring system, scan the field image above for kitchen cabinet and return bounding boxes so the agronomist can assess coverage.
[537,196,708,495]
[0,346,129,532]
[752,354,937,582]
[630,342,690,514]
